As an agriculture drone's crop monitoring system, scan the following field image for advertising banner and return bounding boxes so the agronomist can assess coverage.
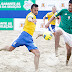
[0,0,35,10]
[0,18,14,30]
[14,18,25,31]
[36,0,69,11]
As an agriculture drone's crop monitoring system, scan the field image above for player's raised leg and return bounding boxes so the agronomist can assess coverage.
[0,46,15,51]
[66,43,71,66]
[30,49,40,71]
[55,29,62,56]
[36,34,43,39]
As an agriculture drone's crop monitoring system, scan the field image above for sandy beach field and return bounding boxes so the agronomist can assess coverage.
[0,31,72,72]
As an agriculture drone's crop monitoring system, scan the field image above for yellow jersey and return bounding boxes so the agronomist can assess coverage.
[45,12,57,25]
[23,12,36,36]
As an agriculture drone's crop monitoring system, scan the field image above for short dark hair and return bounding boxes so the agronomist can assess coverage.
[31,4,38,9]
[69,0,72,3]
[52,6,56,9]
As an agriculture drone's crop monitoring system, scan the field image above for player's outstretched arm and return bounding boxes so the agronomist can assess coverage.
[45,15,55,28]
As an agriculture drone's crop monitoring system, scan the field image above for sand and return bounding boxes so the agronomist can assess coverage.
[0,31,72,72]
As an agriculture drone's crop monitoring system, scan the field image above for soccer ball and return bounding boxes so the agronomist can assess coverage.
[43,31,53,40]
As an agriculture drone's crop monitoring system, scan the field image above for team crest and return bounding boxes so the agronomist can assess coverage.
[68,16,70,20]
[65,13,67,15]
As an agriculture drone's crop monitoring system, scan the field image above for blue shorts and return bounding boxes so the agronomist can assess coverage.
[48,24,55,33]
[11,31,38,51]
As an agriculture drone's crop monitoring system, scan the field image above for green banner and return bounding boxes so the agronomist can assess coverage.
[0,18,14,30]
[0,0,35,10]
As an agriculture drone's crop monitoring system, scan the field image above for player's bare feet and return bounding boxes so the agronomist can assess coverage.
[35,69,39,72]
[0,46,9,51]
[36,34,40,39]
[58,45,61,47]
[36,34,43,39]
[58,45,63,48]
[55,48,58,57]
[66,60,68,66]
[55,51,58,57]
